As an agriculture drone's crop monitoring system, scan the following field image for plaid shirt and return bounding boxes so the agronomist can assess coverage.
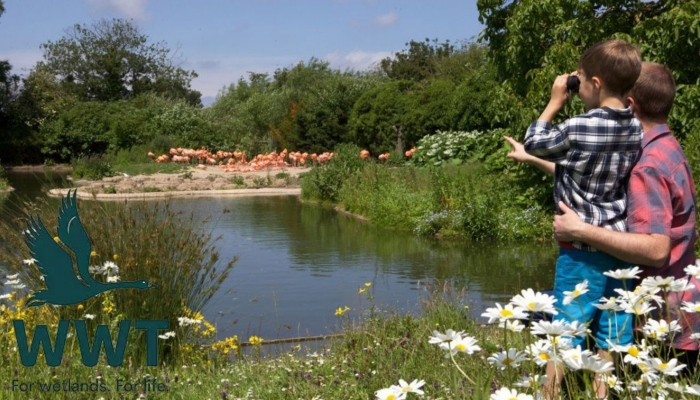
[627,123,700,350]
[524,107,642,251]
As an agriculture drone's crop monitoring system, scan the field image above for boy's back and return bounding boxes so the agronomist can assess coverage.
[525,106,642,249]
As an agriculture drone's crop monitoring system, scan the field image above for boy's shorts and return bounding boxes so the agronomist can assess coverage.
[553,247,634,349]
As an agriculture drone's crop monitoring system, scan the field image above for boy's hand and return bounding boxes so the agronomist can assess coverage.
[503,136,532,164]
[549,74,570,108]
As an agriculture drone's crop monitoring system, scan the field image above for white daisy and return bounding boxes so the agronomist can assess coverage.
[0,293,12,300]
[375,386,406,400]
[641,276,675,292]
[498,319,526,333]
[84,314,96,320]
[440,336,481,358]
[490,387,533,400]
[5,273,19,279]
[687,384,700,396]
[600,374,623,393]
[397,379,425,395]
[531,320,570,337]
[514,374,547,388]
[510,289,558,315]
[649,358,686,376]
[642,319,681,340]
[526,340,555,367]
[593,296,623,311]
[691,333,700,341]
[567,321,590,337]
[428,329,464,345]
[563,280,589,305]
[487,348,528,369]
[561,346,592,370]
[681,301,700,314]
[158,331,176,340]
[664,382,686,394]
[603,266,642,280]
[481,303,528,323]
[106,275,120,283]
[623,299,657,316]
[5,279,20,286]
[670,277,694,292]
[685,263,700,278]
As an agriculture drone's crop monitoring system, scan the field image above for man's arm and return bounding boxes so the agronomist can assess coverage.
[503,136,555,176]
[554,201,671,267]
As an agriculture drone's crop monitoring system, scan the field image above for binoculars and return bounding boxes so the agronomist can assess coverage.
[567,75,580,94]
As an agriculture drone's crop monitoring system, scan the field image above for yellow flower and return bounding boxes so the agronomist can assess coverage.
[77,305,84,311]
[90,251,97,257]
[364,282,372,288]
[113,254,119,261]
[464,305,469,310]
[53,237,60,242]
[335,306,350,316]
[103,306,114,313]
[249,336,264,346]
[293,344,301,350]
[358,288,366,294]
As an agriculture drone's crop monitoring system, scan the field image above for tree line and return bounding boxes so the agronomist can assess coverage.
[0,0,698,172]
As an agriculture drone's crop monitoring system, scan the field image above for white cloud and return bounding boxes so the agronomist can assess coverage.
[87,0,150,22]
[372,12,398,26]
[326,50,393,72]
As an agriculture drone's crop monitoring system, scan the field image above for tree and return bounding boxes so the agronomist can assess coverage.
[39,18,201,106]
[380,38,455,82]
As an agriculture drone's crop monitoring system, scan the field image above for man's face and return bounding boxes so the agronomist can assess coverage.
[577,70,599,112]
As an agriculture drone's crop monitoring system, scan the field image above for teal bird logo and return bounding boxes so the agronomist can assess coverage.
[24,190,155,307]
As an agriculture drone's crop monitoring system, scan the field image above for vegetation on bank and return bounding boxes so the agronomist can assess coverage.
[0,160,9,190]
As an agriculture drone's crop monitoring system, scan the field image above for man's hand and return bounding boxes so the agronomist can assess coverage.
[553,201,585,242]
[503,136,532,164]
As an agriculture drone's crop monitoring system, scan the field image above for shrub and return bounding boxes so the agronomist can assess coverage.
[300,143,366,202]
[0,160,9,190]
[103,185,117,194]
[71,155,114,180]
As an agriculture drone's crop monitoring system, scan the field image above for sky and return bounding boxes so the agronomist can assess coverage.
[0,0,484,106]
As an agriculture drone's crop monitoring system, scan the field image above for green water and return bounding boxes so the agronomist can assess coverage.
[1,170,558,343]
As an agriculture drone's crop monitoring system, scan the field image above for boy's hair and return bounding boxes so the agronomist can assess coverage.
[628,62,675,122]
[578,40,642,96]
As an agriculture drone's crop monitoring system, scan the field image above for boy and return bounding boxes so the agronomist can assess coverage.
[522,39,642,398]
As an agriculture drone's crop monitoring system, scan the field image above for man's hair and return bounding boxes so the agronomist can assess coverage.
[578,40,642,96]
[628,62,676,122]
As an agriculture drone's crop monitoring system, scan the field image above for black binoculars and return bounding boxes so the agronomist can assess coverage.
[567,75,580,94]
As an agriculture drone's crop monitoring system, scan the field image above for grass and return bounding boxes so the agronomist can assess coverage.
[113,163,187,176]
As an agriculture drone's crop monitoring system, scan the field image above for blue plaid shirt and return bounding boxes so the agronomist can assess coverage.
[524,107,642,251]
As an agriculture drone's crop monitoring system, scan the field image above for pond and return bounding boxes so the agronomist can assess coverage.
[0,170,558,344]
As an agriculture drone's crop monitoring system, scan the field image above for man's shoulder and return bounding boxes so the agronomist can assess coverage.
[635,132,690,175]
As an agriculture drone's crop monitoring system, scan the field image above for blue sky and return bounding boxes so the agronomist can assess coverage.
[0,0,483,105]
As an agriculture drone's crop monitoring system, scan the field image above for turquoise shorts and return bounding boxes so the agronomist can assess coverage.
[553,248,634,349]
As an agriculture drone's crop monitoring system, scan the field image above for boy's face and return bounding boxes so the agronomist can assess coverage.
[577,70,599,111]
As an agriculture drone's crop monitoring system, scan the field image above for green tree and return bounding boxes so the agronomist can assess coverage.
[380,38,455,82]
[39,18,201,106]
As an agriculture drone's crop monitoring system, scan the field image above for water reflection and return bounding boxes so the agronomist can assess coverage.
[2,171,558,343]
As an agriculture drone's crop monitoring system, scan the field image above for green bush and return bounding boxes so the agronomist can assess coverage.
[300,143,366,202]
[71,155,114,180]
[0,159,9,190]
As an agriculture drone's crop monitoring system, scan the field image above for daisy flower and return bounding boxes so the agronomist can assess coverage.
[428,329,463,345]
[670,277,694,292]
[599,374,623,393]
[514,374,547,389]
[563,280,589,305]
[481,303,528,324]
[642,319,681,340]
[487,348,528,369]
[440,336,481,358]
[526,340,555,367]
[510,289,558,315]
[6,273,19,279]
[375,386,406,400]
[623,299,657,316]
[567,321,590,337]
[649,358,686,376]
[603,266,642,280]
[664,382,686,394]
[685,263,700,278]
[158,331,176,340]
[0,293,11,300]
[687,384,700,396]
[641,276,674,292]
[397,379,425,395]
[490,387,533,400]
[531,320,570,337]
[106,275,120,283]
[681,301,700,314]
[84,314,96,320]
[498,319,526,333]
[561,346,592,370]
[593,296,623,311]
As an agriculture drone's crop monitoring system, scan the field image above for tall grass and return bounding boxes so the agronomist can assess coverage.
[0,194,236,364]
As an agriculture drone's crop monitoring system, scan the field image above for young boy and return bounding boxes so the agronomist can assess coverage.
[521,39,642,398]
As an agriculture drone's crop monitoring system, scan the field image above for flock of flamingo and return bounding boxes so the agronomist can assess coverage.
[147,146,417,173]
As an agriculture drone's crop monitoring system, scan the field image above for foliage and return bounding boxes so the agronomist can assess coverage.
[71,155,114,180]
[300,143,367,202]
[0,158,8,190]
[380,38,456,82]
[0,197,236,364]
[337,163,551,241]
[39,18,201,105]
[411,130,502,166]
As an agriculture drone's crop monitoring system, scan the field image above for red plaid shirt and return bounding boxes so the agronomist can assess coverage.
[627,123,700,350]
